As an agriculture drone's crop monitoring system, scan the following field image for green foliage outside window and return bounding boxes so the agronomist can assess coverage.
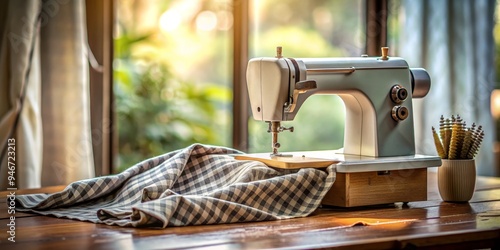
[114,30,231,172]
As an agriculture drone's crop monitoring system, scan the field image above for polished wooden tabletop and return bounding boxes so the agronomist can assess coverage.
[1,170,499,250]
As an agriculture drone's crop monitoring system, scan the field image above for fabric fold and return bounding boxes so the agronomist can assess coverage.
[16,144,335,228]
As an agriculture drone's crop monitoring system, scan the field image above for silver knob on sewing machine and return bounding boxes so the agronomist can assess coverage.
[392,106,409,121]
[390,84,408,104]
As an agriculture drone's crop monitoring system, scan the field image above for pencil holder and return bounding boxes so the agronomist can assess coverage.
[437,159,476,202]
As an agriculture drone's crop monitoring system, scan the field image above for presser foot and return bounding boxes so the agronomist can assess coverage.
[267,121,294,155]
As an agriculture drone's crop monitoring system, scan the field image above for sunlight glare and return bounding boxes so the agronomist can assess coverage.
[491,90,500,119]
[196,11,217,31]
[159,10,182,32]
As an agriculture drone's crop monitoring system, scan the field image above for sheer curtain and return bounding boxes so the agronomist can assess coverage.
[0,0,95,190]
[400,0,497,176]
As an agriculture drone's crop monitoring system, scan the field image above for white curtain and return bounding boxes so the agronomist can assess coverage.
[400,0,496,176]
[0,0,95,190]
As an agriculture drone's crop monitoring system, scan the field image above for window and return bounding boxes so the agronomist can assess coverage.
[114,0,233,171]
[112,0,384,172]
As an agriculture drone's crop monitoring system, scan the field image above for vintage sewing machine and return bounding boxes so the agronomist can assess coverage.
[235,47,442,207]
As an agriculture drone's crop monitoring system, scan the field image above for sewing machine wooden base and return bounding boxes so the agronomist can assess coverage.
[322,168,427,207]
[235,151,440,207]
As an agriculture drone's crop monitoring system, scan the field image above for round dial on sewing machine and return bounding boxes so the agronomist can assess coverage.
[392,105,409,121]
[390,84,408,104]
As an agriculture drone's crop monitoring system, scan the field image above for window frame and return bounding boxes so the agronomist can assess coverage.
[86,0,114,176]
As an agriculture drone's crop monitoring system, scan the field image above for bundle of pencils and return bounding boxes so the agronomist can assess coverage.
[432,115,484,159]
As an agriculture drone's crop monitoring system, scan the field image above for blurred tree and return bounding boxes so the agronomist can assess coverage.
[114,25,230,172]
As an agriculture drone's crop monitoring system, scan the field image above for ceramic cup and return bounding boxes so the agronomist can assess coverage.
[438,159,476,202]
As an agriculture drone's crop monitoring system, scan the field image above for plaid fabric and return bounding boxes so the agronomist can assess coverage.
[16,144,336,228]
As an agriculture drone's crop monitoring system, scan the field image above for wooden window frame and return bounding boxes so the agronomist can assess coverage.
[365,0,388,56]
[86,0,114,176]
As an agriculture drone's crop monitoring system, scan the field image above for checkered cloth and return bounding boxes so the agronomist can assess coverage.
[16,144,335,228]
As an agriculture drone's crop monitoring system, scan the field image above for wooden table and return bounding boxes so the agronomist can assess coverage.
[1,170,499,249]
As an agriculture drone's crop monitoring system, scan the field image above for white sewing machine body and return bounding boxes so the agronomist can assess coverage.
[238,47,442,207]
